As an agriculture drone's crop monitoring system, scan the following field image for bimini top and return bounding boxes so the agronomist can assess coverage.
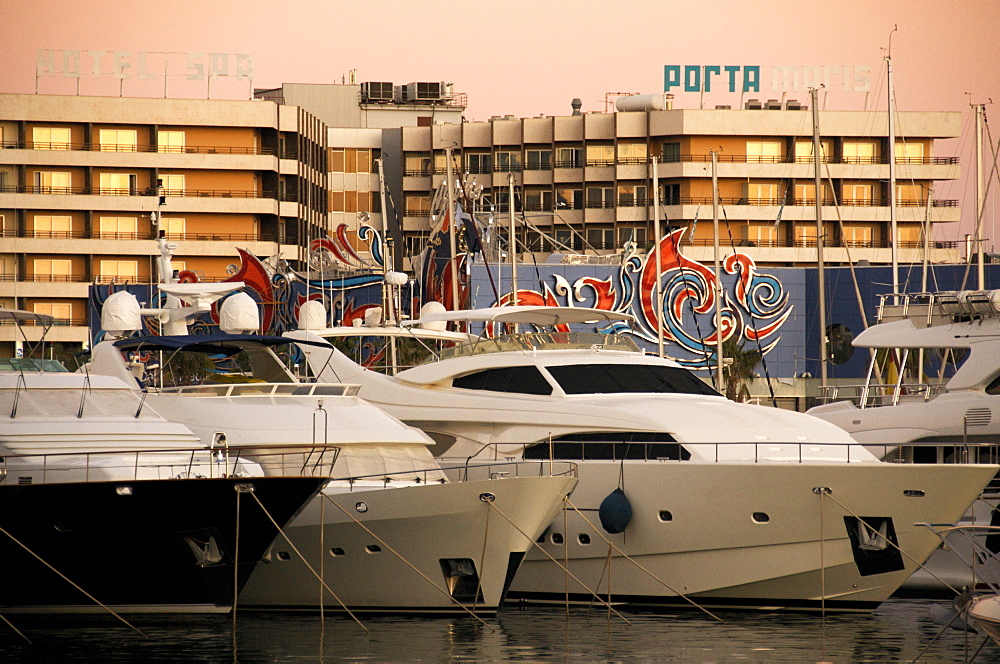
[403,306,635,328]
[0,307,54,325]
[114,334,331,357]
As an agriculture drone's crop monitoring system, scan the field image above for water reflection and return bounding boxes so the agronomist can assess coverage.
[1,600,996,661]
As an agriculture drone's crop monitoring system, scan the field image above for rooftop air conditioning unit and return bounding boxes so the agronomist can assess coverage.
[403,81,445,103]
[785,99,802,110]
[745,99,762,110]
[361,81,394,103]
[765,99,782,110]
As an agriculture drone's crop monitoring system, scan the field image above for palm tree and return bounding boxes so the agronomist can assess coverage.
[722,338,761,403]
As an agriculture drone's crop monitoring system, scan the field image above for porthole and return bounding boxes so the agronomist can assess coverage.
[578,533,591,545]
[904,490,926,497]
[658,510,673,522]
[276,551,291,561]
[366,545,382,554]
[329,547,345,557]
[752,512,770,524]
[356,501,368,513]
[551,533,564,545]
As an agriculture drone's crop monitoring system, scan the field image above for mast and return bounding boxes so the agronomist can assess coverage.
[710,151,724,393]
[887,54,900,302]
[811,87,828,387]
[445,147,460,311]
[975,103,986,289]
[651,156,664,357]
[508,173,518,305]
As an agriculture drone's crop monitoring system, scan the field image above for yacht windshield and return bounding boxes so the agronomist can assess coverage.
[546,364,720,396]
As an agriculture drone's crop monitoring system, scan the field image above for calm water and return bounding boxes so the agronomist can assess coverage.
[1,599,997,662]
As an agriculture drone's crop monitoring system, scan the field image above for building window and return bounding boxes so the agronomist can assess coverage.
[617,142,647,165]
[33,215,72,238]
[158,130,186,153]
[617,183,648,207]
[556,187,583,210]
[661,142,681,163]
[556,147,583,168]
[99,260,138,282]
[585,144,614,167]
[33,171,72,194]
[895,141,925,165]
[34,302,73,324]
[159,217,186,236]
[525,149,552,171]
[618,227,647,248]
[794,139,833,164]
[404,153,431,176]
[746,140,783,164]
[662,183,680,205]
[843,140,878,165]
[32,127,71,150]
[744,223,777,246]
[896,182,925,205]
[405,195,431,217]
[793,182,828,205]
[33,259,73,282]
[159,174,185,195]
[843,183,874,206]
[746,183,781,205]
[466,153,492,175]
[433,151,461,175]
[586,186,614,209]
[332,148,374,174]
[586,228,614,250]
[99,216,138,239]
[794,224,818,247]
[842,225,873,247]
[99,129,138,152]
[494,151,522,173]
[99,173,137,196]
[524,190,553,212]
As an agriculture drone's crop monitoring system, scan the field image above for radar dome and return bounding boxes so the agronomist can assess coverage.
[298,299,327,330]
[219,292,260,334]
[101,291,142,338]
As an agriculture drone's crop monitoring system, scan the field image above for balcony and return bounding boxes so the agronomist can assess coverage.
[0,141,274,156]
[661,196,959,208]
[0,185,273,199]
[0,230,279,242]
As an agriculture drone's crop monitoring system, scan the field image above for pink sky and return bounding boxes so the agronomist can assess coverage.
[2,0,998,245]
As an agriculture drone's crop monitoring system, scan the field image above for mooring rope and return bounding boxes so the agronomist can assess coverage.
[232,485,242,633]
[482,498,632,626]
[816,489,963,596]
[473,496,491,615]
[564,499,723,622]
[0,525,145,636]
[247,492,370,635]
[322,493,495,630]
[0,612,30,644]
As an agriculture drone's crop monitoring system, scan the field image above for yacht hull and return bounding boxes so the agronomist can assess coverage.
[505,462,996,612]
[238,475,576,614]
[0,477,323,614]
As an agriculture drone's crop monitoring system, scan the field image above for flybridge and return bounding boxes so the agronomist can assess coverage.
[664,65,871,94]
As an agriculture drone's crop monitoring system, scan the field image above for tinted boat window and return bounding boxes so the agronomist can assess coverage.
[546,364,720,396]
[523,431,690,461]
[451,366,553,395]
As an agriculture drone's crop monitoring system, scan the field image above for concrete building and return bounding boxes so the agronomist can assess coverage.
[395,100,963,268]
[0,93,328,354]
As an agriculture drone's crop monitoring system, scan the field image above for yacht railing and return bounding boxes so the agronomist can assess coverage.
[331,460,578,490]
[0,445,342,484]
[155,382,360,397]
[819,382,947,407]
[434,332,640,362]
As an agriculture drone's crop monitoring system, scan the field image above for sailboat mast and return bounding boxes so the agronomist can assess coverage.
[975,103,986,289]
[710,151,724,393]
[445,146,460,311]
[887,54,900,301]
[651,156,664,358]
[508,173,518,305]
[811,87,828,386]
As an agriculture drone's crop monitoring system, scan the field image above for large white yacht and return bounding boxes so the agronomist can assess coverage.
[809,290,1000,594]
[86,313,576,614]
[286,304,998,612]
[0,308,324,615]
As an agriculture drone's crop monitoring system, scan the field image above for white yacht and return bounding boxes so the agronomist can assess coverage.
[286,304,998,612]
[87,327,576,615]
[0,308,324,615]
[809,290,1000,594]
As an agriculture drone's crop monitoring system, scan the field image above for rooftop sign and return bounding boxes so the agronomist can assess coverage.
[664,65,871,94]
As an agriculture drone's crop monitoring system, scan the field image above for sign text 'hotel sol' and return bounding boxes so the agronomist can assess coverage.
[36,49,253,81]
[664,65,871,94]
